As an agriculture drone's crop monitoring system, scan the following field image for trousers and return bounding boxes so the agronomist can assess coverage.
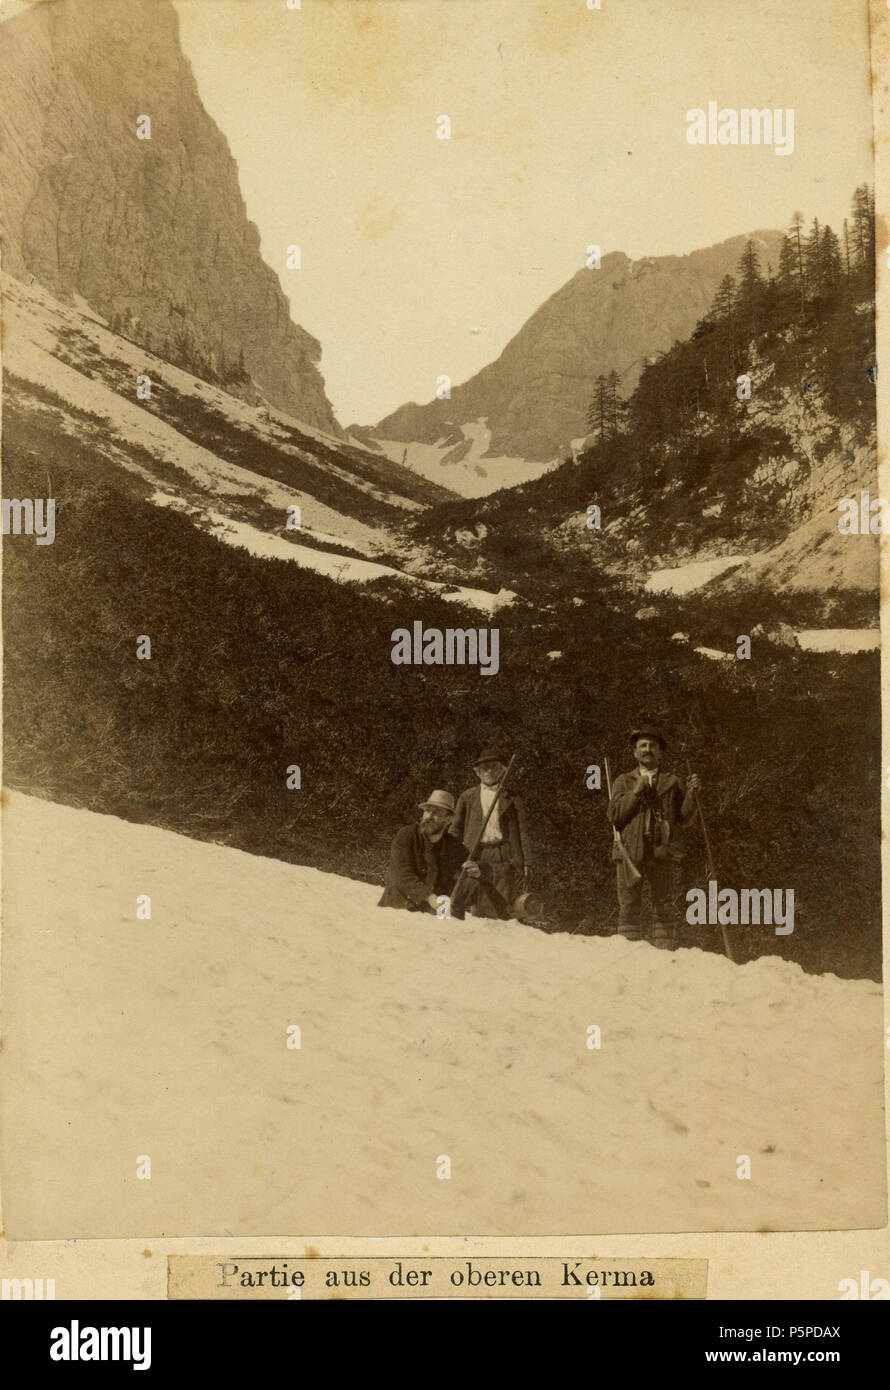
[466,843,518,919]
[616,853,678,950]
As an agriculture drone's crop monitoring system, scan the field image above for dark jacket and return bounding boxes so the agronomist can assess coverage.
[378,822,465,912]
[450,785,530,871]
[608,768,696,867]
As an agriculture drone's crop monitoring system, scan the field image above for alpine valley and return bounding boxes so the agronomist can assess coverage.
[1,0,880,984]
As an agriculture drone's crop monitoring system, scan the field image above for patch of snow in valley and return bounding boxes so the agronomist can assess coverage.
[376,419,555,498]
[646,555,747,595]
[686,632,875,662]
[796,629,880,653]
[151,493,514,613]
[694,645,734,661]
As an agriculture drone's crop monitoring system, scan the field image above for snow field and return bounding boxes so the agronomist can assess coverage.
[1,791,884,1238]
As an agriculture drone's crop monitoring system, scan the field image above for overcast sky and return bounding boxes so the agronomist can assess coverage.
[4,0,875,425]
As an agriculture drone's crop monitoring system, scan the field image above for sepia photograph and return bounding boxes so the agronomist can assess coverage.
[0,0,887,1311]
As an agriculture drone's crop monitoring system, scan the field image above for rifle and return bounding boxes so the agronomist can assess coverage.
[604,754,642,886]
[451,753,517,910]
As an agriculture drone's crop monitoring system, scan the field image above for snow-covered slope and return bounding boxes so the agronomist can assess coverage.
[2,275,517,612]
[1,791,884,1238]
[2,277,385,548]
[3,274,451,523]
[705,504,879,596]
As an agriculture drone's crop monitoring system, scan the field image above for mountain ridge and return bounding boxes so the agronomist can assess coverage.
[373,232,785,461]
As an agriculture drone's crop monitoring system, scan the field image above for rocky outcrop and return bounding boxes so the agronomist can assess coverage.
[707,381,879,596]
[0,0,341,434]
[374,233,784,461]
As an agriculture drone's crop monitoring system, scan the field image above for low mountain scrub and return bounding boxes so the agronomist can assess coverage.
[3,433,880,979]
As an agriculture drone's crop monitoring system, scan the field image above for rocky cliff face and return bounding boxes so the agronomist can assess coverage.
[375,233,785,461]
[0,0,341,435]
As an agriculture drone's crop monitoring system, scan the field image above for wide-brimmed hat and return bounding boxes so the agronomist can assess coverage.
[473,747,504,766]
[417,789,455,814]
[629,726,666,750]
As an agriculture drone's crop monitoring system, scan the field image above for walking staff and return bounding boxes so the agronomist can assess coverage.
[686,759,734,962]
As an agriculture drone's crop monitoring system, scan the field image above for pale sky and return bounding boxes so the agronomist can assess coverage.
[3,0,876,424]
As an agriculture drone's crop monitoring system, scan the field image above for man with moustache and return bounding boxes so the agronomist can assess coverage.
[377,789,475,915]
[607,727,700,950]
[450,749,531,920]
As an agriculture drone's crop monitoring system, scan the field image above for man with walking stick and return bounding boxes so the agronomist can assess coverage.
[606,727,700,950]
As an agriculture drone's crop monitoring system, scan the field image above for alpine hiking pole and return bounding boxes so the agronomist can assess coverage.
[687,759,734,962]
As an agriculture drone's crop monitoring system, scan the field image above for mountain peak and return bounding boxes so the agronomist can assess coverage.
[372,231,784,461]
[0,0,341,434]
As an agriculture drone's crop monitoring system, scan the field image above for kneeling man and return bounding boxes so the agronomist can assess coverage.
[378,790,470,915]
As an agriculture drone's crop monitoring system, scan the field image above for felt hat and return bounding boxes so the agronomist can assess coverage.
[629,726,666,750]
[417,789,455,814]
[473,747,504,766]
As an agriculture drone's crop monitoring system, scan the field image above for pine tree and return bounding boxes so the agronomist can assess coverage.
[851,184,871,272]
[844,185,876,293]
[760,258,779,339]
[789,212,806,314]
[606,370,627,436]
[804,217,822,293]
[587,374,609,438]
[711,274,735,321]
[868,185,876,242]
[735,239,765,342]
[587,373,625,442]
[820,225,842,296]
[775,235,800,324]
[709,274,738,373]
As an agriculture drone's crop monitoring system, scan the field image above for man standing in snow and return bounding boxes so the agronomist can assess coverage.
[607,727,700,950]
[450,749,530,919]
[377,789,471,915]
